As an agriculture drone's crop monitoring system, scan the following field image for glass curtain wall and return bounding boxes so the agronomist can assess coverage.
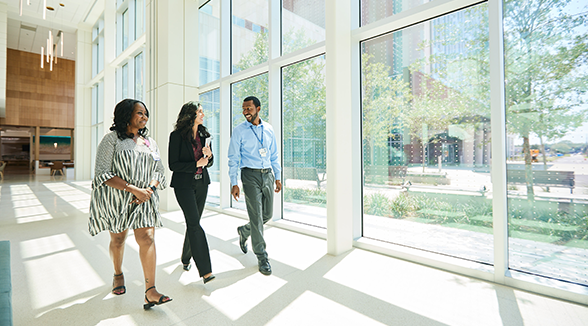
[231,0,269,73]
[197,0,588,301]
[135,0,144,38]
[122,9,129,51]
[504,0,588,286]
[201,89,221,206]
[361,3,492,263]
[281,0,325,55]
[121,63,128,99]
[230,73,269,210]
[90,82,104,177]
[282,55,327,228]
[134,53,144,101]
[360,0,427,26]
[92,20,104,77]
[200,0,220,86]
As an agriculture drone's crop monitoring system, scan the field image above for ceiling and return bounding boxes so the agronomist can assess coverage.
[5,0,98,61]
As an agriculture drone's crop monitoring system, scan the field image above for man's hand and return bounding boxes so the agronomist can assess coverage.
[231,185,240,201]
[275,180,282,193]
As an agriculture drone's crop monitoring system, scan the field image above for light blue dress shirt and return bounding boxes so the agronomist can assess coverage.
[228,119,282,186]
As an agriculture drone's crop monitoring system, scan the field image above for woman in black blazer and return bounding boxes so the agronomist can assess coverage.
[168,101,215,284]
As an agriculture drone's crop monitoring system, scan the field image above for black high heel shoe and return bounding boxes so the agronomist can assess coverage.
[203,274,215,284]
[183,263,191,271]
[143,286,172,310]
[112,273,126,295]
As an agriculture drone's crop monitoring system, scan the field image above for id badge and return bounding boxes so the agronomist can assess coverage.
[151,151,161,161]
[259,148,268,157]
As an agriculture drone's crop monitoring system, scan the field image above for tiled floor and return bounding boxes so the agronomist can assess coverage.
[1,174,588,325]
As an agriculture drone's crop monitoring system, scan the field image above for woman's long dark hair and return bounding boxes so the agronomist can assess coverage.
[109,99,149,140]
[174,101,211,142]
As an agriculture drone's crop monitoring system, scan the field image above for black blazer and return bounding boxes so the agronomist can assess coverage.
[168,130,213,188]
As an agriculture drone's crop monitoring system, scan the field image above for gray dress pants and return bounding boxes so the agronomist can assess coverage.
[240,168,274,261]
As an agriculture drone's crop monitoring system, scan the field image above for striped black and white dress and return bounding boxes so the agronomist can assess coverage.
[88,131,167,236]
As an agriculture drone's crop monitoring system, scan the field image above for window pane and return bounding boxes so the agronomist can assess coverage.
[282,0,325,55]
[361,0,427,26]
[135,0,144,38]
[231,73,269,210]
[232,0,268,73]
[505,0,588,286]
[122,64,128,99]
[201,89,221,207]
[200,0,220,85]
[361,4,492,264]
[282,55,326,227]
[91,85,97,125]
[122,9,129,50]
[134,52,144,101]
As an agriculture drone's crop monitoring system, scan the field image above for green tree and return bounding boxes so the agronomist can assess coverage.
[361,52,411,168]
[504,0,588,200]
[232,32,269,127]
[232,30,327,169]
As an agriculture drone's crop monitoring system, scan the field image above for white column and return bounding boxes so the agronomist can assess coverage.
[325,0,358,255]
[74,27,93,180]
[218,0,231,209]
[268,0,282,220]
[489,0,508,283]
[147,0,200,211]
[102,0,117,135]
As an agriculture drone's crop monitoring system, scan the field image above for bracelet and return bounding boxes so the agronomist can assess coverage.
[149,185,157,192]
[123,183,130,192]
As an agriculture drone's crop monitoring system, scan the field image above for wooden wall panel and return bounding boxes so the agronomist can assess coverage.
[1,49,75,129]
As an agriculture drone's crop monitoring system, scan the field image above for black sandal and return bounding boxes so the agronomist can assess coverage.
[112,273,126,295]
[143,286,172,310]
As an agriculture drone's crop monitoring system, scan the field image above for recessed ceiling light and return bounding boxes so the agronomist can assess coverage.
[47,6,55,11]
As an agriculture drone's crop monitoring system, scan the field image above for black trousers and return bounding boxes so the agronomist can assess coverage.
[174,179,212,277]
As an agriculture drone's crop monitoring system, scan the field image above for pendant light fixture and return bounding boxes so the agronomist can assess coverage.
[39,3,66,71]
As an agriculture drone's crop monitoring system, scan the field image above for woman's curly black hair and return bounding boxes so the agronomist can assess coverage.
[109,99,149,140]
[174,101,211,142]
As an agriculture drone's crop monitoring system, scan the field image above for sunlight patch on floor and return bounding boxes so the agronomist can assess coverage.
[10,184,34,195]
[43,182,91,213]
[17,213,54,224]
[20,234,76,259]
[203,273,287,321]
[267,291,387,326]
[15,205,50,219]
[264,228,325,271]
[12,198,43,208]
[96,315,139,326]
[24,249,105,309]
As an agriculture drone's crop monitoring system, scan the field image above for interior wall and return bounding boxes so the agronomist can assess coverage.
[1,49,75,129]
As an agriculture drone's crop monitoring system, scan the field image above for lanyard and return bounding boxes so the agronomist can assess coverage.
[250,125,264,147]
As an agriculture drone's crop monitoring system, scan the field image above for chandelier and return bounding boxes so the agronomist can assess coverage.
[20,0,66,71]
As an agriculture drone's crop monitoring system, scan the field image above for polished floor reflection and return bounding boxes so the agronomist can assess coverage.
[1,173,588,325]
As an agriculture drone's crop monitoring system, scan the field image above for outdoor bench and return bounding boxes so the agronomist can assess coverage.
[507,169,575,193]
[283,167,326,189]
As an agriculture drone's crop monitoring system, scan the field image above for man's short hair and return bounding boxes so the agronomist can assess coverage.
[243,96,261,108]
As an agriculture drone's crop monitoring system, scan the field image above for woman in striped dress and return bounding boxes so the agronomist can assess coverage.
[88,99,172,309]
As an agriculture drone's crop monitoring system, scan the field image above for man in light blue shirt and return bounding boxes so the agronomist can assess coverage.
[228,96,282,276]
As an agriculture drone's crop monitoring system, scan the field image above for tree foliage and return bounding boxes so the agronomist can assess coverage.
[504,0,588,199]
